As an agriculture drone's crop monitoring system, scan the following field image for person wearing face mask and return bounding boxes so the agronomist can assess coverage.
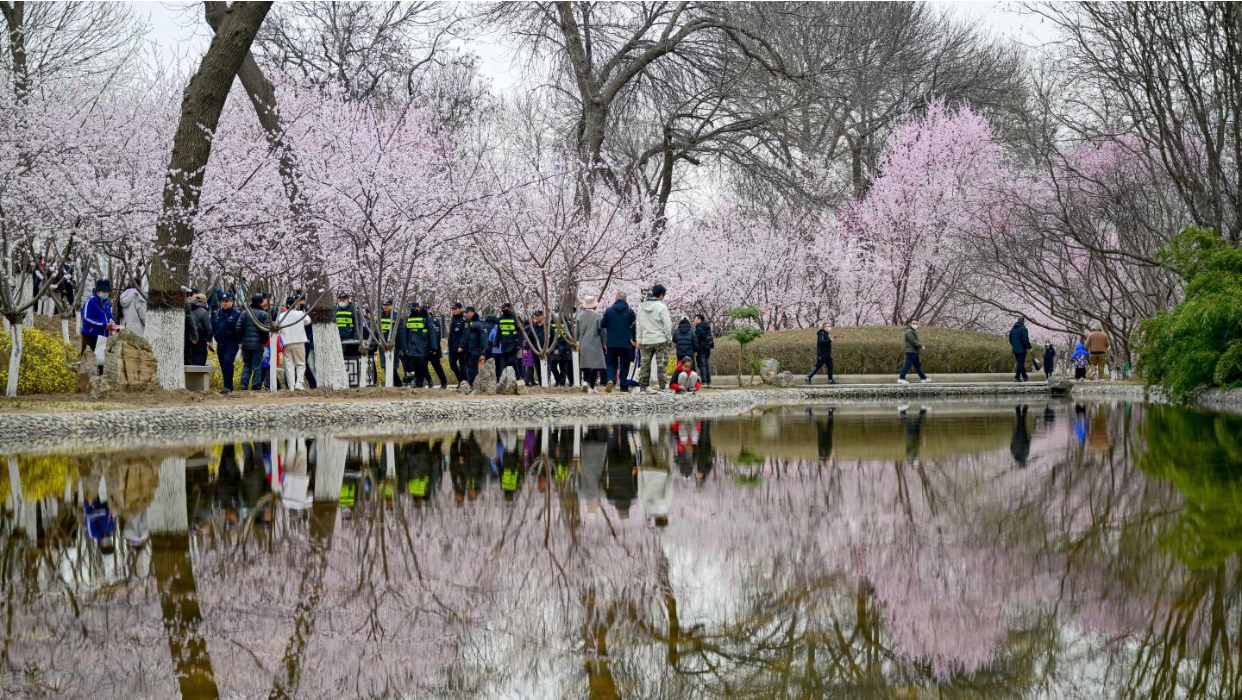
[79,279,118,356]
[806,322,837,385]
[897,319,930,384]
[335,292,359,357]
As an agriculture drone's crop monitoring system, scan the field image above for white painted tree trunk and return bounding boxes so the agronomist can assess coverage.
[61,316,70,344]
[541,424,550,454]
[147,307,186,389]
[384,441,395,480]
[5,322,22,397]
[571,349,581,387]
[573,423,581,460]
[312,435,347,502]
[269,332,279,393]
[149,457,189,535]
[312,322,347,390]
[384,347,396,387]
[270,438,281,490]
[540,357,550,388]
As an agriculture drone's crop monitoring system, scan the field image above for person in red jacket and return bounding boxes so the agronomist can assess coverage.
[670,357,701,393]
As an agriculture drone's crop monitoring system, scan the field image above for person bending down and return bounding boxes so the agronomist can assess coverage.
[670,358,701,393]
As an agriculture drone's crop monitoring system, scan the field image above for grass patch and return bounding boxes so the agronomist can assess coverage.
[710,325,1017,375]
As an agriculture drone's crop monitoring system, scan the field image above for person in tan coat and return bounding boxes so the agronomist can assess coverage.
[1085,326,1110,380]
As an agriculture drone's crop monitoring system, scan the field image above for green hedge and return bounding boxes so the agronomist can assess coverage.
[709,325,1017,376]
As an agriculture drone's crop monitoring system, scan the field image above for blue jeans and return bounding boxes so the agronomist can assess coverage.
[218,342,239,391]
[899,352,926,380]
[240,347,265,390]
[605,346,634,387]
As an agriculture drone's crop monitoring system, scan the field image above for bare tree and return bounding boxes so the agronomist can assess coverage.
[0,1,145,98]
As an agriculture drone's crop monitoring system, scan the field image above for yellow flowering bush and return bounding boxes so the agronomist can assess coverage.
[0,326,76,395]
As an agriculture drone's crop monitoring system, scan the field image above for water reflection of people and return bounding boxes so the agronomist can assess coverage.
[816,408,835,466]
[580,426,608,513]
[449,432,485,504]
[899,405,927,463]
[1074,403,1088,443]
[638,423,674,528]
[605,425,638,517]
[80,462,116,554]
[695,421,715,486]
[1011,404,1031,467]
[500,430,525,502]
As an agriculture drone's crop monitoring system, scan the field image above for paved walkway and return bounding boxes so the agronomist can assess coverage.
[709,373,1053,387]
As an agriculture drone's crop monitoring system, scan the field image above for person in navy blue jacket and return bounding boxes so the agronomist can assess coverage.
[79,279,116,355]
[212,293,242,393]
[1008,316,1032,382]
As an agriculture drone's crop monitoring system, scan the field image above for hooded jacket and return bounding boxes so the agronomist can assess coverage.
[601,299,637,348]
[816,329,833,359]
[81,295,114,338]
[1008,321,1031,354]
[636,297,673,345]
[672,318,698,359]
[119,288,146,337]
[694,320,713,352]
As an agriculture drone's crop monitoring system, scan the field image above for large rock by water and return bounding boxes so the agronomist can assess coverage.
[472,359,498,395]
[497,367,519,395]
[76,350,96,394]
[774,371,796,388]
[759,358,781,384]
[103,330,159,391]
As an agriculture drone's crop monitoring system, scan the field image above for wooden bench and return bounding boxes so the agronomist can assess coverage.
[184,365,214,392]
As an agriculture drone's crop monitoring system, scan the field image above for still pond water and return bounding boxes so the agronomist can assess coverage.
[2,399,1241,699]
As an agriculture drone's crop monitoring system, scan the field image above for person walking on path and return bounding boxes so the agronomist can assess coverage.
[463,307,488,385]
[212,293,241,393]
[897,320,930,384]
[186,293,214,366]
[276,295,312,390]
[601,291,637,392]
[807,322,837,385]
[1008,316,1032,382]
[636,284,673,393]
[1086,325,1110,380]
[426,309,449,389]
[236,293,271,391]
[1043,341,1056,380]
[448,302,468,383]
[693,314,714,385]
[80,279,117,355]
[399,301,434,388]
[576,296,607,391]
[1071,340,1090,380]
[118,280,146,338]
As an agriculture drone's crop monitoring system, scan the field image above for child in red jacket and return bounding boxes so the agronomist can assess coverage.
[670,357,702,393]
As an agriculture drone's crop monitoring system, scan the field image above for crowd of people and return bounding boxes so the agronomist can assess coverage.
[1008,316,1113,383]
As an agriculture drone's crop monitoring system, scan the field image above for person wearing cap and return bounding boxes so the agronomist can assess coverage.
[185,292,214,366]
[463,306,488,384]
[576,296,607,391]
[236,293,272,390]
[212,293,241,393]
[425,307,449,389]
[447,302,468,383]
[276,294,312,390]
[376,298,401,384]
[79,278,117,355]
[496,302,522,379]
[335,292,359,357]
[636,284,673,393]
[398,301,434,387]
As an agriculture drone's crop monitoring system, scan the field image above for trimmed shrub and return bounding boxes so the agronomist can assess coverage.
[0,326,77,395]
[711,325,1017,376]
[1136,226,1242,400]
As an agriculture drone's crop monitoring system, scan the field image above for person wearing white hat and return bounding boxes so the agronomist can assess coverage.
[576,295,607,391]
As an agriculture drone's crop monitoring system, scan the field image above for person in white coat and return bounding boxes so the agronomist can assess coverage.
[635,284,673,392]
[637,422,674,527]
[118,281,146,337]
[276,296,312,390]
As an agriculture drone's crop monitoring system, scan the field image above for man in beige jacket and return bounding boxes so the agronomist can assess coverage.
[1085,325,1110,380]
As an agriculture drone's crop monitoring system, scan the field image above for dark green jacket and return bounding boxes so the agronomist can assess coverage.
[904,325,922,354]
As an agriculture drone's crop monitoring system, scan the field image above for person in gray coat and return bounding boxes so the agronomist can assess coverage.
[576,295,607,391]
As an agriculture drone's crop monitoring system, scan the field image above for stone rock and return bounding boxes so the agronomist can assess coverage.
[89,375,111,400]
[471,359,498,395]
[497,367,519,395]
[759,358,781,384]
[456,380,472,394]
[774,371,796,388]
[1048,376,1073,395]
[76,350,96,394]
[102,330,159,391]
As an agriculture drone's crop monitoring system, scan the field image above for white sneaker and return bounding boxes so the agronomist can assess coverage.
[921,378,931,384]
[897,378,909,385]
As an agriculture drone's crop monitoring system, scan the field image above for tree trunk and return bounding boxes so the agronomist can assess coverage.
[0,1,30,100]
[571,349,581,388]
[147,1,272,390]
[5,321,22,397]
[312,435,347,502]
[384,347,396,387]
[269,332,279,393]
[60,315,69,344]
[541,357,551,388]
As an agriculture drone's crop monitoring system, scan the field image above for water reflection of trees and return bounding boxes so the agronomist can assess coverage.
[2,403,1242,697]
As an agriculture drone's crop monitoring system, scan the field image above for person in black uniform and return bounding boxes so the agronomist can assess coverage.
[398,301,433,388]
[425,308,449,389]
[336,292,360,358]
[376,298,401,385]
[463,307,488,385]
[447,302,468,384]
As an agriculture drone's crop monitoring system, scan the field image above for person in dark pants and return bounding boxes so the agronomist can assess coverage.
[525,310,549,386]
[693,314,713,385]
[897,320,929,384]
[549,312,573,386]
[1043,340,1056,380]
[212,293,241,393]
[335,292,359,358]
[807,322,837,384]
[236,293,271,391]
[447,302,468,383]
[463,306,488,385]
[186,293,213,366]
[601,292,636,391]
[399,301,433,388]
[1008,316,1031,383]
[496,302,522,379]
[79,279,115,355]
[426,310,449,389]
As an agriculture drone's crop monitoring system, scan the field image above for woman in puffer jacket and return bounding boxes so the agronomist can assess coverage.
[672,316,698,366]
